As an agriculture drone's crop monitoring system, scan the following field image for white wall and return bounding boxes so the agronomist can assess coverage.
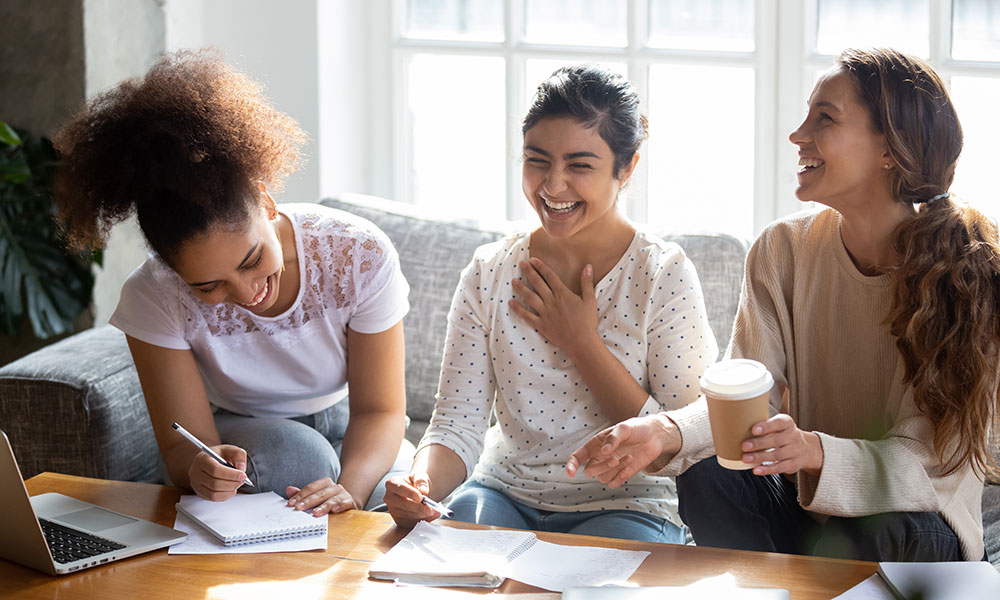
[86,0,165,326]
[317,0,378,200]
[165,0,322,205]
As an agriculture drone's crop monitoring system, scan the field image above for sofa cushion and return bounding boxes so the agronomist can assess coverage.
[660,233,747,357]
[0,326,160,482]
[984,484,1000,569]
[990,426,1000,485]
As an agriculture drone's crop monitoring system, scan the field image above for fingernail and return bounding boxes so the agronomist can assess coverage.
[585,264,593,276]
[237,462,246,471]
[602,443,613,453]
[742,442,752,451]
[753,426,762,434]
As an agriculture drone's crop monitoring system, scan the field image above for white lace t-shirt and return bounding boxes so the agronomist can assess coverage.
[110,203,410,418]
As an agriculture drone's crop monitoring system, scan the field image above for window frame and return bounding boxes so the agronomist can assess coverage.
[365,0,1000,238]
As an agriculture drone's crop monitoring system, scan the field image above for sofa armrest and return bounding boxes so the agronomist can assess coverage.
[0,326,161,482]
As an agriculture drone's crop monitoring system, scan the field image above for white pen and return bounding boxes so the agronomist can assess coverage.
[421,495,453,518]
[171,422,254,488]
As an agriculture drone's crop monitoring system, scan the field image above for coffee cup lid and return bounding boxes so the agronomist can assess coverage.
[699,359,774,400]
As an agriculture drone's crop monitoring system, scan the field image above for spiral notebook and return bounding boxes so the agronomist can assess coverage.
[175,492,327,546]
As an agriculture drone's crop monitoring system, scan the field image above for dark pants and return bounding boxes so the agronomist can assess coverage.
[676,457,962,562]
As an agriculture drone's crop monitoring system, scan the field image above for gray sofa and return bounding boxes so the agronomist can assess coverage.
[1,193,997,567]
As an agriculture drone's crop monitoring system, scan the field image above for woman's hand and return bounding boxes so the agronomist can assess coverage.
[510,258,599,355]
[741,414,824,476]
[566,414,682,488]
[188,444,249,502]
[384,473,442,528]
[285,479,359,517]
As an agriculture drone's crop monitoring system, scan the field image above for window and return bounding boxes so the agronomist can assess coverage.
[371,0,1000,239]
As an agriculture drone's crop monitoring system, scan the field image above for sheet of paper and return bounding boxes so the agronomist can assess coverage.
[832,574,895,600]
[503,539,649,592]
[878,561,1000,599]
[168,511,327,554]
[370,521,533,576]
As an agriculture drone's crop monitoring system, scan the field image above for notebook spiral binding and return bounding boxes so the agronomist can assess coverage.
[227,523,327,546]
[505,536,537,562]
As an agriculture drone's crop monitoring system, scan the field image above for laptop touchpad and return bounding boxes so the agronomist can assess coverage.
[56,507,137,531]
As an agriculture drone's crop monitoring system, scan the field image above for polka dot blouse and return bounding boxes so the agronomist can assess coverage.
[417,229,717,526]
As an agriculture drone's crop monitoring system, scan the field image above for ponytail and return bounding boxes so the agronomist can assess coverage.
[840,47,1000,479]
[887,196,1000,478]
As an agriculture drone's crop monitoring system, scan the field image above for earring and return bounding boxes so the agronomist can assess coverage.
[883,164,891,169]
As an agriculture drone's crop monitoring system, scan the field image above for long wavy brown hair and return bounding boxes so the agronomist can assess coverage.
[53,48,306,265]
[840,48,1000,479]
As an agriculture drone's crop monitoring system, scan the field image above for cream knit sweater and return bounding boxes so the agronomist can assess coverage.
[660,208,985,561]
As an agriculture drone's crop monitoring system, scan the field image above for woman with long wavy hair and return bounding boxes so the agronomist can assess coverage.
[567,48,999,562]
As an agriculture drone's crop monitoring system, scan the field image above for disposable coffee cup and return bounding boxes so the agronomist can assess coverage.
[700,359,774,470]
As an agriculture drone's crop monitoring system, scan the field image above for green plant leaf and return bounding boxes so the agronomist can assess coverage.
[24,276,73,338]
[0,126,97,339]
[0,122,21,147]
[0,159,31,183]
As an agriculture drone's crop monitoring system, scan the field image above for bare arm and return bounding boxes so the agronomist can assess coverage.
[125,335,247,499]
[336,321,407,507]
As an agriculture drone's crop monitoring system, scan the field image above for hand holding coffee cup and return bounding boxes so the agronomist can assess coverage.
[700,359,774,470]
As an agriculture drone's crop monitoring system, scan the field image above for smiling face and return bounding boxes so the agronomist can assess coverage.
[789,67,893,211]
[172,204,289,316]
[522,117,636,240]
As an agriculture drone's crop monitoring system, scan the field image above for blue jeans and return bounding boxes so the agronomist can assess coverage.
[676,457,962,561]
[212,400,413,511]
[446,480,686,544]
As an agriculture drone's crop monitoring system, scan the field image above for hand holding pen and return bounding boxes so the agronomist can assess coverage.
[172,422,255,491]
[384,472,452,528]
[420,495,453,518]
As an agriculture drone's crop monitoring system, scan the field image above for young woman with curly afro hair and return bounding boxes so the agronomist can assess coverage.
[54,50,413,516]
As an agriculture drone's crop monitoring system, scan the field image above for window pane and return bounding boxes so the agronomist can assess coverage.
[522,0,626,47]
[403,0,503,42]
[647,64,755,239]
[648,0,754,52]
[407,54,507,221]
[816,0,929,57]
[952,0,1000,62]
[950,77,1000,219]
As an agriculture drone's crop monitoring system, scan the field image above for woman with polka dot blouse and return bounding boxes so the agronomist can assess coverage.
[384,64,717,543]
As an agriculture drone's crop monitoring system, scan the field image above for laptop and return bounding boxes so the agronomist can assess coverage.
[0,430,187,575]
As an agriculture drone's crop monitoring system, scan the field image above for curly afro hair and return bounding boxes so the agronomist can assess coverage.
[53,48,306,265]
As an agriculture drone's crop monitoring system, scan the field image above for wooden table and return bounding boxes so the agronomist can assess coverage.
[1,473,877,599]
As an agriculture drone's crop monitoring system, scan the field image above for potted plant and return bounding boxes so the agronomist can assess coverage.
[0,121,100,364]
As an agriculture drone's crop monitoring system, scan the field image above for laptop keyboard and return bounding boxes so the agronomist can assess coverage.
[39,518,127,564]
